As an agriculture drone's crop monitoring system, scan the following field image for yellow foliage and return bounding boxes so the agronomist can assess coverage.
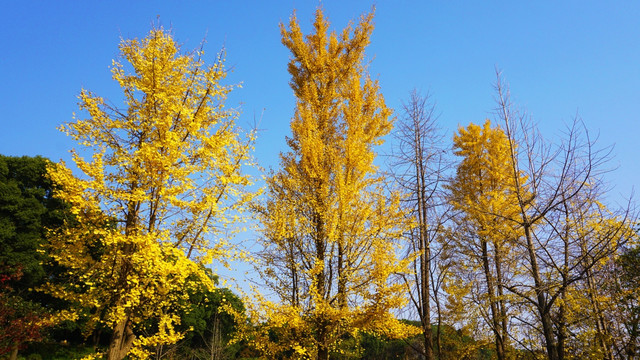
[45,27,254,359]
[449,119,524,239]
[247,8,417,358]
[443,120,527,353]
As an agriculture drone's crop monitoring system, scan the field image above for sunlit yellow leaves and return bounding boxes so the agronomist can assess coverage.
[449,120,524,233]
[45,26,254,359]
[249,8,416,358]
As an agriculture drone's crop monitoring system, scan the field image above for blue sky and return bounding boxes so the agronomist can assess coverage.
[2,1,639,287]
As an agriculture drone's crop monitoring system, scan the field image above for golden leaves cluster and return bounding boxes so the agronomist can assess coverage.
[249,9,418,357]
[449,119,523,241]
[45,27,254,358]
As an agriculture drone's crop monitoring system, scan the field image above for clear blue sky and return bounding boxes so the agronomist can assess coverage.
[2,1,638,285]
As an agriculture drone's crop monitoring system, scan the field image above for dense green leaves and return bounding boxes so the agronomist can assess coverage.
[0,155,72,357]
[0,155,66,288]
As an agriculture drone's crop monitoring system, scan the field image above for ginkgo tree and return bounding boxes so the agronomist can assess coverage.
[443,75,637,359]
[446,120,522,360]
[249,8,417,359]
[45,27,254,360]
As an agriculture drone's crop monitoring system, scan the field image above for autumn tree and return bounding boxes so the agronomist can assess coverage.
[250,9,415,359]
[446,119,521,360]
[440,73,636,359]
[45,27,254,360]
[0,267,48,360]
[488,74,635,359]
[390,90,451,359]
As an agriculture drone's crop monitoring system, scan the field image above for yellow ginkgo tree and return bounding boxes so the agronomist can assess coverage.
[446,120,523,360]
[249,8,416,359]
[45,27,254,360]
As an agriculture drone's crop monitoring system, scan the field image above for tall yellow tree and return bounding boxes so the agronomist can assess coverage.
[251,9,415,359]
[446,120,523,360]
[45,28,254,360]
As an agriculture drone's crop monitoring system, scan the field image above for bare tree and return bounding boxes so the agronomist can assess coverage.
[493,71,636,360]
[390,90,452,360]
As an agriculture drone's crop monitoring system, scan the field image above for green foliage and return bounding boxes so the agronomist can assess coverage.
[618,245,640,291]
[179,271,246,357]
[614,244,640,356]
[0,155,75,356]
[357,332,419,359]
[320,321,500,360]
[0,155,66,288]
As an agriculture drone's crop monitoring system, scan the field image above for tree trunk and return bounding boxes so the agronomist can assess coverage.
[418,176,433,360]
[556,255,568,359]
[288,238,299,307]
[523,224,559,360]
[421,254,433,360]
[313,204,329,360]
[9,345,18,360]
[317,327,329,360]
[421,241,433,360]
[105,202,138,360]
[337,241,347,309]
[107,318,135,360]
[481,239,505,360]
[585,267,614,360]
[494,241,509,359]
[556,282,567,360]
[556,203,570,360]
[415,130,433,360]
[627,320,638,360]
[435,297,442,360]
[317,348,329,360]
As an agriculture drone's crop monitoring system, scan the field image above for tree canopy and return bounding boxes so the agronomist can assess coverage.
[44,27,255,360]
[248,8,416,359]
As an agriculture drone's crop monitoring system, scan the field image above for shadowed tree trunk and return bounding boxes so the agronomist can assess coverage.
[107,318,135,360]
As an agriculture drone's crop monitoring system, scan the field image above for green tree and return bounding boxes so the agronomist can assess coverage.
[0,155,69,359]
[0,155,66,288]
[610,244,640,358]
[176,271,246,360]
